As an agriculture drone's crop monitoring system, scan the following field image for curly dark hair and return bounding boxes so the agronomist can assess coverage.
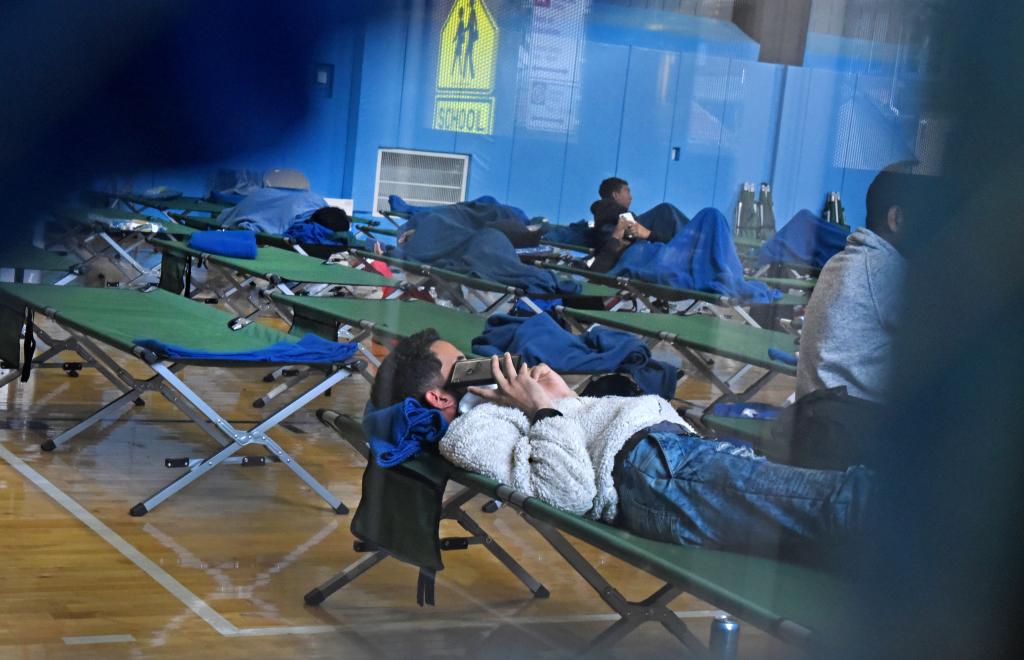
[598,177,628,200]
[310,206,351,232]
[370,328,445,408]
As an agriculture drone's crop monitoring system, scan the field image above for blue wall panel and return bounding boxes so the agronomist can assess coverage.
[350,10,409,213]
[711,58,784,217]
[557,41,630,222]
[770,66,856,227]
[616,47,679,212]
[664,52,729,216]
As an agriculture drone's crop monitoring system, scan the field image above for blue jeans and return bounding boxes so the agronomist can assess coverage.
[615,432,872,552]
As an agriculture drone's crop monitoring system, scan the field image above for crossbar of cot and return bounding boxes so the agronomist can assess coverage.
[56,212,188,284]
[11,309,368,516]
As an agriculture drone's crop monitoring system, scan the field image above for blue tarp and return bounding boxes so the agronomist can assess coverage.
[395,201,581,296]
[389,194,530,223]
[132,334,357,364]
[609,207,782,303]
[188,229,257,259]
[218,188,326,235]
[756,209,851,269]
[471,313,678,399]
[361,398,449,468]
[283,220,342,246]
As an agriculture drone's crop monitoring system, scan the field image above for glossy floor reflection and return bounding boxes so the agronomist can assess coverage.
[1,317,797,658]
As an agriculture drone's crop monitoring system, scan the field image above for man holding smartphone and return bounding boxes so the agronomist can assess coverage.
[589,177,688,272]
[359,328,873,556]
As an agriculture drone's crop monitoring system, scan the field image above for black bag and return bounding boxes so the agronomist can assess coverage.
[770,386,883,470]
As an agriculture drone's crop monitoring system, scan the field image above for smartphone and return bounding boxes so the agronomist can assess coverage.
[618,212,636,224]
[448,355,523,388]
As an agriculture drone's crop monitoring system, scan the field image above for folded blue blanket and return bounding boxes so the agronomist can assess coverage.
[389,194,530,224]
[132,333,357,364]
[609,207,781,303]
[756,209,850,269]
[188,230,258,259]
[471,313,678,399]
[768,347,799,366]
[362,398,449,468]
[284,220,341,246]
[218,188,326,235]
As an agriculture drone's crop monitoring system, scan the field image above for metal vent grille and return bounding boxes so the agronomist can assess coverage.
[373,148,470,216]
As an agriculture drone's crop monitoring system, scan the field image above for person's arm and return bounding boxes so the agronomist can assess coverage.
[442,403,597,515]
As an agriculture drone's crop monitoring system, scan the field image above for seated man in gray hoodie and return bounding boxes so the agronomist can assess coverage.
[368,329,872,555]
[797,165,926,403]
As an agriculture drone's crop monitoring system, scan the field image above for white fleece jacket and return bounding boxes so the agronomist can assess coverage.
[439,395,684,522]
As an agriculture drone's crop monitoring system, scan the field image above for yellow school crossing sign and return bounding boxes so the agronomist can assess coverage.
[433,0,499,135]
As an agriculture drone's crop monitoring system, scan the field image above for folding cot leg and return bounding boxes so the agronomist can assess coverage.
[303,550,390,606]
[252,366,314,408]
[131,440,245,516]
[136,362,352,515]
[96,231,147,276]
[447,502,549,599]
[524,516,709,656]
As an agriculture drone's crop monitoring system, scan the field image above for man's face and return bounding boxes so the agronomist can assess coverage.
[426,339,466,422]
[611,184,632,210]
[430,339,465,383]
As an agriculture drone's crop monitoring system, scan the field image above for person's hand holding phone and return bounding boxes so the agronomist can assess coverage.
[468,353,554,419]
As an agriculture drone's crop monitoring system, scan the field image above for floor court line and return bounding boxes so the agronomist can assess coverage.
[1,441,725,641]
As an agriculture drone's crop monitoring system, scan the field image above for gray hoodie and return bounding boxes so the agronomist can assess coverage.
[796,227,905,402]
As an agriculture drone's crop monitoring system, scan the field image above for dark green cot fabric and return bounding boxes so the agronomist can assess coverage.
[276,295,485,357]
[561,307,798,376]
[0,283,300,363]
[352,250,618,300]
[355,225,399,238]
[0,297,23,366]
[174,214,224,231]
[124,194,229,215]
[152,239,399,288]
[547,262,806,307]
[0,246,80,272]
[540,239,593,253]
[442,458,845,645]
[158,251,189,294]
[702,415,775,444]
[753,276,816,292]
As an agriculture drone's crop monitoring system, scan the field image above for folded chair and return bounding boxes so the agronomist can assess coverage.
[0,282,365,516]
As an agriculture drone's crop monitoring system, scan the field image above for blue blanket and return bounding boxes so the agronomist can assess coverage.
[471,313,678,399]
[188,229,257,259]
[389,194,530,224]
[132,333,357,364]
[284,220,341,246]
[361,398,449,468]
[543,220,596,248]
[756,209,850,269]
[395,202,581,296]
[609,207,782,303]
[218,188,326,235]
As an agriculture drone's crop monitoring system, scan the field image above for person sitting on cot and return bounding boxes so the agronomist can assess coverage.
[797,163,930,404]
[368,329,873,555]
[589,177,689,272]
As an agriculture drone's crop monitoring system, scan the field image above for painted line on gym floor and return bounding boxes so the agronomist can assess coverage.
[63,634,136,645]
[0,443,239,636]
[0,443,729,641]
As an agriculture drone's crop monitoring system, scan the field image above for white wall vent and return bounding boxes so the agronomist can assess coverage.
[372,148,470,216]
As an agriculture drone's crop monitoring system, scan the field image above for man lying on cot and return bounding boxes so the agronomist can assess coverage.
[589,177,689,272]
[370,329,873,555]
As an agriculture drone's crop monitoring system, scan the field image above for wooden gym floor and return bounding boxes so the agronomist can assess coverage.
[1,308,798,659]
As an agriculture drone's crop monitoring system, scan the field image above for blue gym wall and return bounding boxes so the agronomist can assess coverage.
[129,1,923,230]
